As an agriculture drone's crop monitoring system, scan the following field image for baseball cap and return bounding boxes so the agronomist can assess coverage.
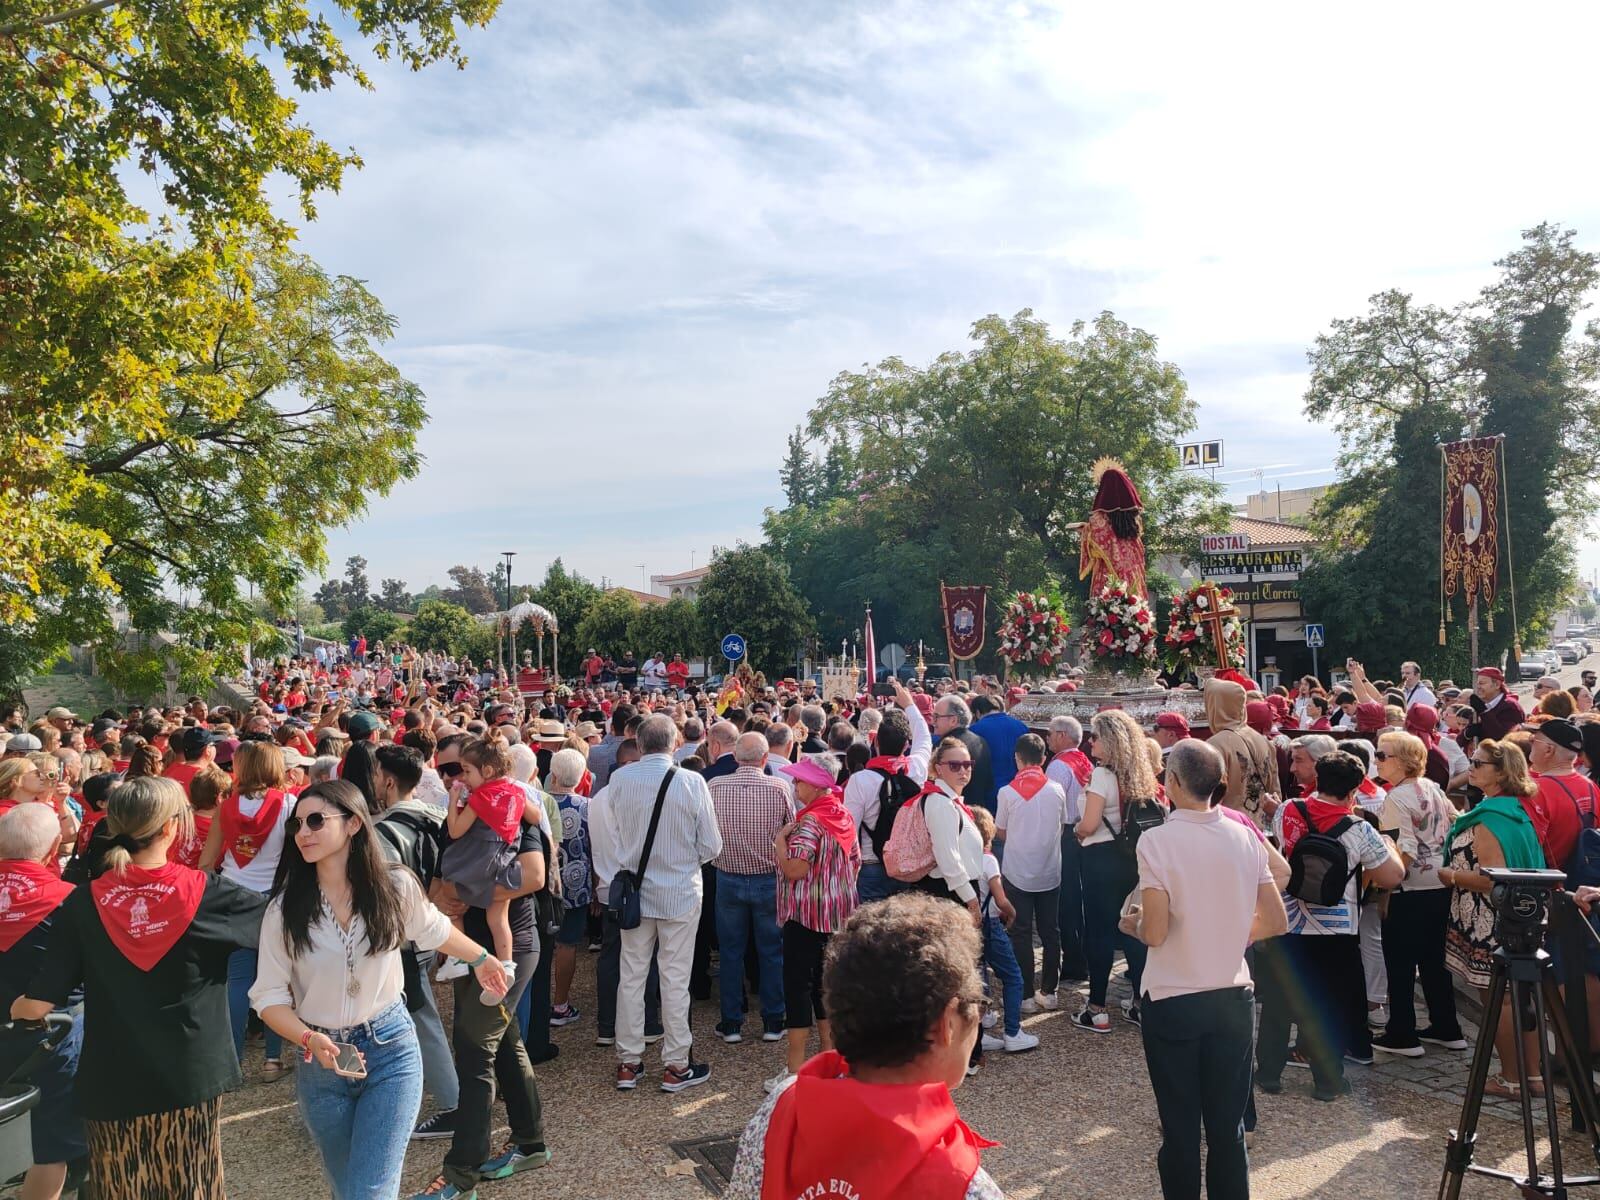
[45,706,75,721]
[1154,712,1190,736]
[347,711,383,739]
[1537,718,1585,754]
[180,727,215,758]
[1476,667,1506,685]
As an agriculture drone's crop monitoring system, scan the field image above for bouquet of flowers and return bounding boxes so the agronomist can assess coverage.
[997,589,1072,672]
[1163,583,1246,671]
[1083,577,1158,665]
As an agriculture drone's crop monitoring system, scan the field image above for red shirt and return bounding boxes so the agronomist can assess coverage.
[163,760,203,798]
[1535,772,1600,869]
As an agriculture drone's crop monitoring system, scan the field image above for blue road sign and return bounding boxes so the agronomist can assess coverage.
[1305,623,1326,649]
[721,633,747,661]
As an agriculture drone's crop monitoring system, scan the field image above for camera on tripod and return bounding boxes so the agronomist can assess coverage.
[1484,868,1571,956]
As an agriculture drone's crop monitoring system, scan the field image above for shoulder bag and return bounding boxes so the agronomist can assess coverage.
[608,767,676,931]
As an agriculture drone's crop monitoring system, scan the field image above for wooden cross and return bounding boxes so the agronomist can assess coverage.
[1195,582,1240,666]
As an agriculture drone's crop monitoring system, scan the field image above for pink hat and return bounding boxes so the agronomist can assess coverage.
[913,693,934,718]
[781,759,838,791]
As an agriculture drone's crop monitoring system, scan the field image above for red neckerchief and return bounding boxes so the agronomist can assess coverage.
[1279,797,1358,858]
[467,778,524,844]
[794,788,858,857]
[917,780,974,822]
[865,754,909,776]
[575,770,593,798]
[169,812,213,869]
[761,1051,997,1200]
[1009,766,1048,801]
[218,788,287,867]
[74,808,107,857]
[0,860,73,952]
[1053,749,1094,786]
[90,862,205,971]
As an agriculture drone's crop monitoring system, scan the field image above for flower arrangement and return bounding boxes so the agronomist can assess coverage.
[1163,583,1246,670]
[1083,577,1158,664]
[997,589,1073,672]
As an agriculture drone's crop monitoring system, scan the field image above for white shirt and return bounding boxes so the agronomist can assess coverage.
[413,767,449,814]
[1081,766,1125,847]
[588,785,620,905]
[995,775,1070,891]
[1045,757,1086,823]
[220,791,292,893]
[250,869,452,1029]
[841,704,933,864]
[598,754,722,920]
[1404,682,1438,711]
[923,782,984,903]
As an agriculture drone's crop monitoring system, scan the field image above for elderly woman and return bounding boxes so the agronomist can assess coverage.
[1075,709,1162,1032]
[766,754,862,1095]
[1441,739,1546,1097]
[725,893,1001,1200]
[1372,730,1463,1058]
[547,747,594,1029]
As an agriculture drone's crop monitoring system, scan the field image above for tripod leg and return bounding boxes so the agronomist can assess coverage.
[1508,979,1543,1186]
[1440,965,1508,1200]
[1531,974,1567,1189]
[1543,972,1600,1166]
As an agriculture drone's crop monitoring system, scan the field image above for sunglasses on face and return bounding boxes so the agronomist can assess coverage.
[1373,751,1389,762]
[286,810,348,835]
[942,759,974,771]
[437,761,464,778]
[1470,758,1496,767]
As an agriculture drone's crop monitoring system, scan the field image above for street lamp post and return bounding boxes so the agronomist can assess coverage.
[502,551,516,678]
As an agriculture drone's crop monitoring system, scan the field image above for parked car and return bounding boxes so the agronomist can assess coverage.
[1519,655,1551,680]
[1539,649,1562,673]
[1557,642,1583,664]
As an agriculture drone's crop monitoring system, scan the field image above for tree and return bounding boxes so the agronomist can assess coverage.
[342,557,373,611]
[407,599,476,655]
[314,578,351,622]
[778,427,817,506]
[1301,224,1600,674]
[444,565,497,615]
[695,544,814,678]
[528,558,601,644]
[342,605,404,645]
[573,591,639,659]
[764,310,1226,664]
[1,245,427,692]
[377,578,412,613]
[0,0,499,644]
[628,599,707,660]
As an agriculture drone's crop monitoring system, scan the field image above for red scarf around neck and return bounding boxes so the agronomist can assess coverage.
[918,779,975,822]
[761,1050,996,1200]
[864,754,909,777]
[467,777,524,845]
[90,861,205,971]
[1053,748,1094,786]
[1009,766,1048,801]
[795,788,858,857]
[74,808,106,857]
[576,770,594,798]
[0,860,74,952]
[218,788,286,867]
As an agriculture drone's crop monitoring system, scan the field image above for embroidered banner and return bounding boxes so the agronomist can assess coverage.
[940,583,988,662]
[1441,436,1501,607]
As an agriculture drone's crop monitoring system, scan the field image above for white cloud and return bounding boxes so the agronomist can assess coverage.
[298,0,1600,592]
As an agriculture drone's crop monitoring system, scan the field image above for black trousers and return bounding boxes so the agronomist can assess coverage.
[1258,934,1364,1091]
[597,908,661,1039]
[522,925,555,1059]
[1141,987,1254,1200]
[691,864,717,999]
[782,921,830,1029]
[1381,888,1461,1041]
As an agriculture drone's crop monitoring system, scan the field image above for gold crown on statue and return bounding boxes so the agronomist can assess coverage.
[1091,456,1126,484]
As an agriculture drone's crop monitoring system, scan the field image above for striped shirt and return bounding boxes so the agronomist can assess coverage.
[598,754,723,920]
[710,766,795,875]
[777,815,861,933]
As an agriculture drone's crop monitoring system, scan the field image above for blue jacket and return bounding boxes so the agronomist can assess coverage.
[972,711,1029,807]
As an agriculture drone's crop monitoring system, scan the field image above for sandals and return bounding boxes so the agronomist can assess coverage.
[1485,1074,1545,1099]
[261,1059,287,1082]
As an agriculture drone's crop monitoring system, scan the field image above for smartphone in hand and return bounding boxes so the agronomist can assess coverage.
[332,1042,366,1078]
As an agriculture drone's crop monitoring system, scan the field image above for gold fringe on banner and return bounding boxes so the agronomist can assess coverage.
[1439,623,1447,646]
[1486,612,1495,633]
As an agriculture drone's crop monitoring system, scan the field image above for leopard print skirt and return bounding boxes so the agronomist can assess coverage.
[86,1098,224,1200]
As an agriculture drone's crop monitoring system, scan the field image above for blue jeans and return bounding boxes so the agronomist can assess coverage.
[412,950,458,1111]
[1081,841,1146,1008]
[982,913,1024,1036]
[856,860,901,904]
[227,947,283,1063]
[714,870,785,1025]
[297,1000,423,1200]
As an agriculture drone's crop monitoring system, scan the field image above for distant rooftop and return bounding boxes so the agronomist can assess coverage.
[1229,515,1318,547]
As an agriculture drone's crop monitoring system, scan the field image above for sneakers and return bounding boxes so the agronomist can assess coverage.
[1258,1076,1282,1095]
[763,1069,792,1095]
[410,1178,474,1199]
[1072,1009,1111,1034]
[479,1140,552,1178]
[981,1009,999,1030]
[981,1033,1005,1052]
[715,1020,743,1044]
[1019,997,1039,1015]
[410,1108,458,1141]
[644,1029,664,1045]
[1037,992,1060,1012]
[1121,1001,1142,1028]
[1372,1031,1425,1058]
[1284,1050,1312,1071]
[481,960,516,1006]
[595,1033,616,1046]
[762,1020,785,1043]
[1344,1050,1374,1066]
[661,1062,711,1093]
[587,938,602,952]
[1003,1030,1040,1053]
[616,1062,645,1091]
[1420,1028,1470,1051]
[436,957,468,982]
[549,1003,581,1027]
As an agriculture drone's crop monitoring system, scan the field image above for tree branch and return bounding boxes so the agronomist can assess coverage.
[0,0,118,37]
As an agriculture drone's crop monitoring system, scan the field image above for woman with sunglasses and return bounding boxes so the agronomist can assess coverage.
[915,739,986,928]
[252,781,508,1200]
[1440,739,1545,1097]
[0,757,78,864]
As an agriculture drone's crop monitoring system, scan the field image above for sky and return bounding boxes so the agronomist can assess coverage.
[291,0,1600,599]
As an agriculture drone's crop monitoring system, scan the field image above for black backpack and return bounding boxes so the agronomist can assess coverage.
[376,806,444,890]
[1286,800,1357,907]
[1112,796,1167,863]
[867,771,924,860]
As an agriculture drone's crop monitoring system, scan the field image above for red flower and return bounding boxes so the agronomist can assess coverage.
[1099,630,1114,646]
[1039,652,1053,666]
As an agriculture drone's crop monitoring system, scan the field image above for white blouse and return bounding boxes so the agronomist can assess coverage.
[250,869,451,1029]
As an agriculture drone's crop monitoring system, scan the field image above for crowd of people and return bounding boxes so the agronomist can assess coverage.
[1,640,1599,1198]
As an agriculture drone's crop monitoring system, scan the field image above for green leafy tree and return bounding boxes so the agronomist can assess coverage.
[573,591,640,659]
[314,577,351,622]
[695,544,814,678]
[407,600,476,655]
[528,559,602,644]
[0,0,499,640]
[628,599,707,660]
[444,565,498,615]
[1302,224,1600,674]
[377,579,412,613]
[342,557,373,610]
[778,427,817,507]
[342,605,404,646]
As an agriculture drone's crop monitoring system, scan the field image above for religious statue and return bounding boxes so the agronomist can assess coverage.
[1069,457,1148,600]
